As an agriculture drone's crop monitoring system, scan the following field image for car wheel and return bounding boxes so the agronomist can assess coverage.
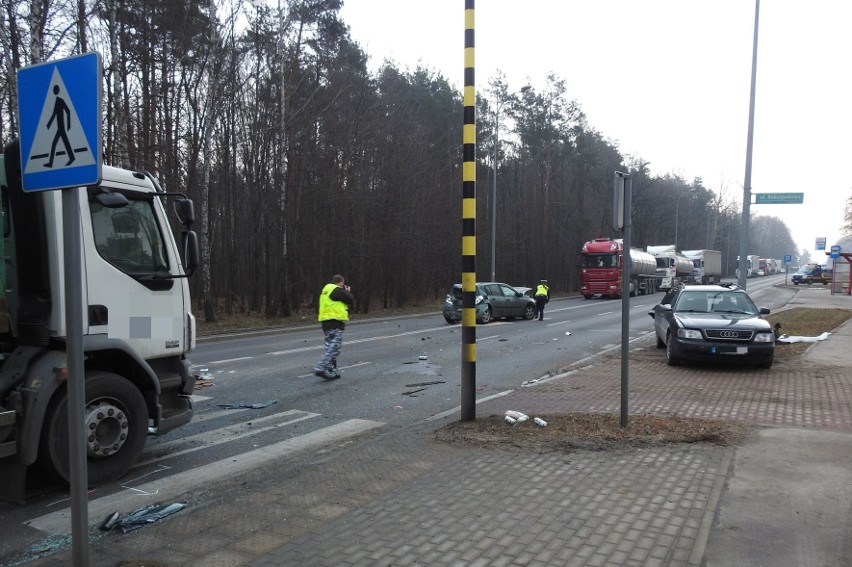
[665,334,680,366]
[478,307,493,324]
[583,295,591,300]
[758,358,773,369]
[444,315,457,324]
[523,304,536,320]
[656,334,665,348]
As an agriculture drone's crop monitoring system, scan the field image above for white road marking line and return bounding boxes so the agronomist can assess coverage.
[477,334,502,342]
[208,356,253,364]
[265,325,453,358]
[27,419,386,535]
[426,390,513,421]
[139,410,320,466]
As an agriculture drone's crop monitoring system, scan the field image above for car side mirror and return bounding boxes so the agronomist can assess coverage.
[759,307,770,315]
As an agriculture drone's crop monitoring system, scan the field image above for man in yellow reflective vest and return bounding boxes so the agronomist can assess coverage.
[314,274,355,380]
[534,279,550,321]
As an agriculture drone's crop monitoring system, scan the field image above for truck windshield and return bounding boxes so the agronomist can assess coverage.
[582,254,617,268]
[90,197,169,275]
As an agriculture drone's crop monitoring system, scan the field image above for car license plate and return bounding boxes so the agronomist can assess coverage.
[712,346,748,355]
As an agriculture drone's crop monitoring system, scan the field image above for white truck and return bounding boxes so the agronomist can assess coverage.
[0,140,199,502]
[646,245,693,290]
[736,255,760,279]
[682,249,722,284]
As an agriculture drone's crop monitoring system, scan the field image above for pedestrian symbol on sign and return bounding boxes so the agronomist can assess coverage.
[24,67,95,174]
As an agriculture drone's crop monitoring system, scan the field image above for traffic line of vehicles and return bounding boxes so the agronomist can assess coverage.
[579,238,726,299]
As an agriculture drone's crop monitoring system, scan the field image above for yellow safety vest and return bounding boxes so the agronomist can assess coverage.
[318,283,349,322]
[536,284,549,296]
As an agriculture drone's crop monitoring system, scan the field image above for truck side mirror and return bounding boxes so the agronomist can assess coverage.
[181,230,199,275]
[174,198,195,227]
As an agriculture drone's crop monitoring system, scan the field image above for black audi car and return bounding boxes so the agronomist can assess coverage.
[648,283,775,368]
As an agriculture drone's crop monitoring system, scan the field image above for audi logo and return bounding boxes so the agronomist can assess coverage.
[719,331,739,338]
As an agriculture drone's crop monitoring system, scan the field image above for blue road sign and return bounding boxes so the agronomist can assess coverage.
[830,245,841,259]
[784,254,792,263]
[17,52,102,192]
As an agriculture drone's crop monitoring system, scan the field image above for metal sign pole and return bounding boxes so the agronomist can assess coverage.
[63,187,89,566]
[614,172,631,428]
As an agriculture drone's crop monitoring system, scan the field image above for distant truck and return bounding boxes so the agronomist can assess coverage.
[646,245,693,290]
[682,249,722,284]
[736,255,760,279]
[579,238,659,298]
[792,264,832,285]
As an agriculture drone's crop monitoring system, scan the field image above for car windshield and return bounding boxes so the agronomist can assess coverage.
[674,290,757,315]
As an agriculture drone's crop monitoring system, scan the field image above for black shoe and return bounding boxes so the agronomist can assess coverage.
[314,369,338,380]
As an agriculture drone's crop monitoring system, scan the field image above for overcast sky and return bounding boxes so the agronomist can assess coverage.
[339,0,851,259]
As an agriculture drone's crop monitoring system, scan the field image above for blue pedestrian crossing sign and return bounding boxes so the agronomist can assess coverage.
[17,52,102,192]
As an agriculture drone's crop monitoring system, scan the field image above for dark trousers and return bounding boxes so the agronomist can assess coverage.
[535,295,547,320]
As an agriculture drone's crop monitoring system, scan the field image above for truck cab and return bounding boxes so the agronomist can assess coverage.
[0,140,199,502]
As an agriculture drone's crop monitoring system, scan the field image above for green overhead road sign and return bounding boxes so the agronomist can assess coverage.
[754,192,804,204]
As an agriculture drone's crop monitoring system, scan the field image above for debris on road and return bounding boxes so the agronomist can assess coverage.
[106,502,188,534]
[402,388,426,396]
[504,410,529,422]
[776,331,830,344]
[404,380,446,387]
[216,400,278,409]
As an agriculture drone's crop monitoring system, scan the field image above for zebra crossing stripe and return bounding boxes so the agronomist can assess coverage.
[27,418,385,535]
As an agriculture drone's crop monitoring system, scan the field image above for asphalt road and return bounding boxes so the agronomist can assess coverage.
[0,275,790,565]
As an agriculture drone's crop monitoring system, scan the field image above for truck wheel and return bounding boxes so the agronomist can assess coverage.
[38,371,148,486]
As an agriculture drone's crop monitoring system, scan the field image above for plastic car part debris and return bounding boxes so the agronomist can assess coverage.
[504,416,517,425]
[418,355,428,360]
[99,511,120,531]
[534,417,548,427]
[112,502,188,533]
[404,380,446,387]
[216,400,278,409]
[402,388,426,396]
[505,410,529,422]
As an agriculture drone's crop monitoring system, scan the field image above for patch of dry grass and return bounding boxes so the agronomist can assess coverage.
[768,308,852,359]
[434,413,751,454]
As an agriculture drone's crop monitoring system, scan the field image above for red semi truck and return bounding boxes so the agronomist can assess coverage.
[579,238,659,299]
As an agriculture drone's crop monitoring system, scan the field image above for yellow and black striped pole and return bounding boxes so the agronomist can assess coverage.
[460,0,477,421]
